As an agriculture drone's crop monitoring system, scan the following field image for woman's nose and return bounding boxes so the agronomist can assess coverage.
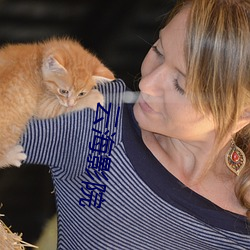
[139,52,165,96]
[139,65,165,96]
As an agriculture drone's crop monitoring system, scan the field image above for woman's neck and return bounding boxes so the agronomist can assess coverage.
[141,129,218,183]
[141,129,247,216]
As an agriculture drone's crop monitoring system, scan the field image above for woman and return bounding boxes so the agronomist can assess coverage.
[22,0,250,249]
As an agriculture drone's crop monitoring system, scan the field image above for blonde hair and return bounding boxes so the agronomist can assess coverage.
[169,0,250,217]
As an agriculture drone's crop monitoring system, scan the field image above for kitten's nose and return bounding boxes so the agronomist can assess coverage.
[68,99,75,107]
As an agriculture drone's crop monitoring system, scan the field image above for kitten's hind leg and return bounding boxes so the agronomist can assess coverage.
[0,145,27,168]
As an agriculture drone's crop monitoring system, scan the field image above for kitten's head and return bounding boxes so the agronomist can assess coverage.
[41,38,114,108]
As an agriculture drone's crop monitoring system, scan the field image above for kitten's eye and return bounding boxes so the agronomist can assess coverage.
[59,89,69,95]
[78,91,87,97]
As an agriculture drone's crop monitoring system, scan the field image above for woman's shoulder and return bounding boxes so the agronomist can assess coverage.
[97,78,127,98]
[21,79,128,169]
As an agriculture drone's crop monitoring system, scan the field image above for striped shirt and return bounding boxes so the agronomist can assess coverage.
[22,79,250,250]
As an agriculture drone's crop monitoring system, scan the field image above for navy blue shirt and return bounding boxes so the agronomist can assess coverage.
[22,79,250,249]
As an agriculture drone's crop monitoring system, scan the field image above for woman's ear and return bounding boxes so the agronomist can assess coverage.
[233,109,250,133]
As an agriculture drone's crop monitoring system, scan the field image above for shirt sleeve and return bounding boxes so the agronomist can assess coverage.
[21,108,95,168]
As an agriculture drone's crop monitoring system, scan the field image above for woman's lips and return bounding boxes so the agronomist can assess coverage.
[138,95,157,113]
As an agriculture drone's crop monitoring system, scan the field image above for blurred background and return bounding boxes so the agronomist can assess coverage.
[0,0,176,249]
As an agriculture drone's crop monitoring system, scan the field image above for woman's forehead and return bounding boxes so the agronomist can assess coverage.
[159,8,190,74]
[162,6,190,34]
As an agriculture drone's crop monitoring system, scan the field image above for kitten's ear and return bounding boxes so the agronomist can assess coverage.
[42,56,67,75]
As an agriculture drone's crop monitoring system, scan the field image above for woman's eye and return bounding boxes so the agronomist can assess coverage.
[152,45,163,57]
[174,80,185,95]
[59,89,69,95]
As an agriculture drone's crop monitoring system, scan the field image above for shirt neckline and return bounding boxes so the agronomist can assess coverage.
[122,102,250,235]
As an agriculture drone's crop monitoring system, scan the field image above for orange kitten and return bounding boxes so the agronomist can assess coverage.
[0,38,115,168]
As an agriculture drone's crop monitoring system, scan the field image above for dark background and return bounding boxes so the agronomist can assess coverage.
[0,0,176,248]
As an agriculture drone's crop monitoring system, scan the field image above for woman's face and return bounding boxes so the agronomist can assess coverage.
[133,8,215,142]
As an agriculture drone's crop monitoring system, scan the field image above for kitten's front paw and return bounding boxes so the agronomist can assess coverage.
[5,145,27,167]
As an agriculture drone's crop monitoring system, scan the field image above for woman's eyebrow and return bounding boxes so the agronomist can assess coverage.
[159,30,164,49]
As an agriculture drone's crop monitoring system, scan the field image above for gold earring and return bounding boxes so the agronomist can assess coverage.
[225,139,246,176]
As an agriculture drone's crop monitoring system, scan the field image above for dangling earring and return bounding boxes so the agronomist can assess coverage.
[225,139,246,176]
